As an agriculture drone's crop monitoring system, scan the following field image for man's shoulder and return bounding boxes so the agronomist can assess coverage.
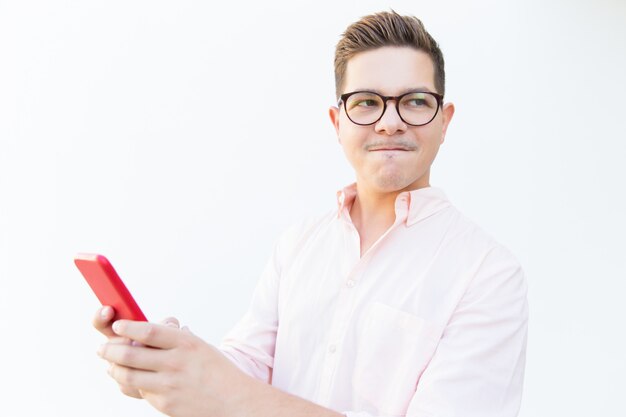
[433,201,522,267]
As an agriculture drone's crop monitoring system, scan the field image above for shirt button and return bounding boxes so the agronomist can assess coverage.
[329,344,337,353]
[346,279,355,288]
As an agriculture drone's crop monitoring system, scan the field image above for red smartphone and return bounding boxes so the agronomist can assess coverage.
[74,253,147,321]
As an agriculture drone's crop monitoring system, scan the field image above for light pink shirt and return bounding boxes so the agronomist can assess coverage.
[219,184,528,417]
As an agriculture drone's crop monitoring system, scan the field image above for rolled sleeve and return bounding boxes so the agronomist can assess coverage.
[218,239,282,383]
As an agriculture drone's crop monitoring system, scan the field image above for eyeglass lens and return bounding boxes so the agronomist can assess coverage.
[345,92,439,126]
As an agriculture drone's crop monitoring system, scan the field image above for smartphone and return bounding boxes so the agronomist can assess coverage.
[74,253,147,321]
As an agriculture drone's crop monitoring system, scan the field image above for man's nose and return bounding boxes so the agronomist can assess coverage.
[375,100,407,135]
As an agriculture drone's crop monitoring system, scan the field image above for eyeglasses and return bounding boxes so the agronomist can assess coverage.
[338,90,444,126]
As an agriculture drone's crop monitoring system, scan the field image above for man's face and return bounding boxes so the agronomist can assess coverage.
[329,46,455,194]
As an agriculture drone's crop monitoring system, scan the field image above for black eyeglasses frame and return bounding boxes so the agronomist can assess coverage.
[338,90,444,127]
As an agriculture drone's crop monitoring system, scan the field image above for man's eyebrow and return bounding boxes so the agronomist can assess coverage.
[354,87,436,95]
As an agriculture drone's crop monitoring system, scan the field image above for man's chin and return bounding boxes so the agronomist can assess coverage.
[368,173,429,193]
[370,177,415,193]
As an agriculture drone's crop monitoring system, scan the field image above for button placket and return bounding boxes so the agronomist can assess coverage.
[317,268,361,405]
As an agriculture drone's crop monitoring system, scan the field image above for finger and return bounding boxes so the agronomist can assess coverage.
[119,384,143,399]
[160,317,180,328]
[112,320,181,349]
[97,336,135,365]
[108,336,133,346]
[108,363,161,392]
[92,306,116,338]
[99,343,168,372]
[132,322,178,347]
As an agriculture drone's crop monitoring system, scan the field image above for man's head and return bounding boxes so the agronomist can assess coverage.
[329,11,454,194]
[334,11,446,99]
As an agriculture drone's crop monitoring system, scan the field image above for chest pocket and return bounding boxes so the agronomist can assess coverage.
[353,302,441,416]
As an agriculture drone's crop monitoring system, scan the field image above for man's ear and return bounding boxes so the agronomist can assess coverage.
[440,102,455,144]
[328,106,341,143]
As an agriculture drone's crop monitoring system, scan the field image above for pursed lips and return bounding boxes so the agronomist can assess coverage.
[367,144,417,151]
[365,139,417,152]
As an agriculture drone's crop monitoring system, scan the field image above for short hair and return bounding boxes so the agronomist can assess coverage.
[334,10,445,99]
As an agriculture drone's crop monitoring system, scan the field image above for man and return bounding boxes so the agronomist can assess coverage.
[94,11,528,417]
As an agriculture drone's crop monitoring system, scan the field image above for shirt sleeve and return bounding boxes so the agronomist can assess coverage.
[217,237,282,383]
[409,244,528,417]
[344,244,529,417]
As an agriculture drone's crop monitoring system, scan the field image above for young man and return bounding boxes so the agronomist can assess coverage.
[94,11,528,417]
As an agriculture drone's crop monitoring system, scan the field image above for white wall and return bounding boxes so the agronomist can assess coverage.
[1,0,625,415]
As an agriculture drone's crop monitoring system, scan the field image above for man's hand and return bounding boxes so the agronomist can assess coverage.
[97,319,253,417]
[92,306,180,399]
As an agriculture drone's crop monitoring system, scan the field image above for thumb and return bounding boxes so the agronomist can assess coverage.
[161,317,180,328]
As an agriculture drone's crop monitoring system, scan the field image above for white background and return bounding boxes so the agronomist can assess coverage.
[1,0,625,416]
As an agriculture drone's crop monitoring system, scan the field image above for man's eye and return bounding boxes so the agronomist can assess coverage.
[403,93,436,109]
[355,99,379,107]
[407,98,427,107]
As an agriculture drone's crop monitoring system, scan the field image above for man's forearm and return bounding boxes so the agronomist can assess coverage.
[239,377,344,417]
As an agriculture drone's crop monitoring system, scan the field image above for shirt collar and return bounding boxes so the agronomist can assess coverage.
[336,182,451,227]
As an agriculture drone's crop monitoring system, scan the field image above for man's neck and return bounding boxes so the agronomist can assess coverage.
[350,180,430,225]
[348,180,430,257]
[349,187,398,232]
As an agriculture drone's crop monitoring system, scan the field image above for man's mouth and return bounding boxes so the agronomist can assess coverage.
[366,141,417,152]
